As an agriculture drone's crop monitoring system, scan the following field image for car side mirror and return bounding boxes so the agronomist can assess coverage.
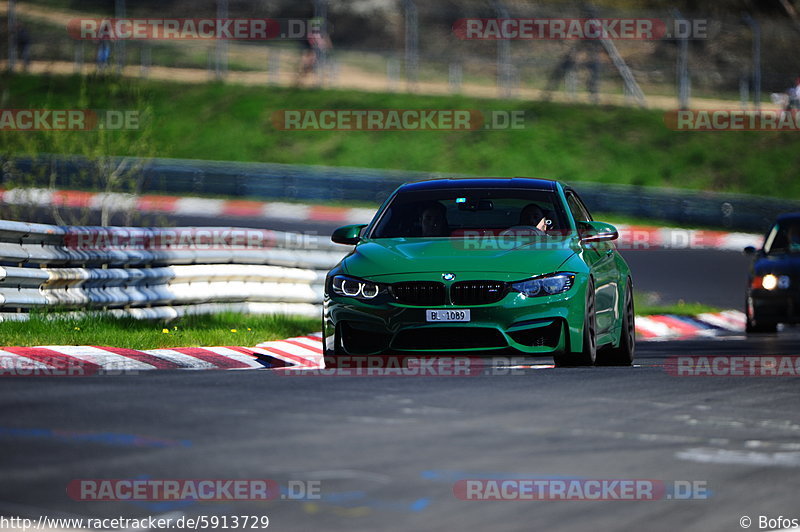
[579,221,619,243]
[331,224,367,245]
[743,246,757,255]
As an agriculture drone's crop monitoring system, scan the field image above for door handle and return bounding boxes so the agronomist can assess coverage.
[605,249,614,256]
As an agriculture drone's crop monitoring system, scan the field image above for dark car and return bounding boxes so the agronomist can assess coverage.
[744,213,800,333]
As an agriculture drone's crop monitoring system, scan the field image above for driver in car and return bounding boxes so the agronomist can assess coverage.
[519,204,550,232]
[501,203,551,238]
[419,202,449,237]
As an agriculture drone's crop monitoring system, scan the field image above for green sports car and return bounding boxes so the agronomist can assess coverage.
[323,178,634,367]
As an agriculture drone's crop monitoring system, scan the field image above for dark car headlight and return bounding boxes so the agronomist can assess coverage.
[331,275,382,300]
[511,273,576,297]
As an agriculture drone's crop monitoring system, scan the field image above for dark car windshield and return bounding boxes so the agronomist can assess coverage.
[764,220,800,254]
[369,187,569,239]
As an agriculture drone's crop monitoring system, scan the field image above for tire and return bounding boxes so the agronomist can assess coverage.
[554,279,596,367]
[597,279,635,366]
[745,299,778,334]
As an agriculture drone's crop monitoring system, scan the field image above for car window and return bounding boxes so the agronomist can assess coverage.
[764,221,800,254]
[369,188,568,238]
[566,192,593,224]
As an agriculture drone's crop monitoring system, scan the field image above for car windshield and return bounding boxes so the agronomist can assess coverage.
[369,187,569,239]
[764,220,800,254]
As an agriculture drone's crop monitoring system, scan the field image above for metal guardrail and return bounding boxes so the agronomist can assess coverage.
[0,220,348,321]
[4,155,796,232]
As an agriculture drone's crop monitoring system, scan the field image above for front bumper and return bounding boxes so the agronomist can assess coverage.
[750,288,800,324]
[324,286,585,355]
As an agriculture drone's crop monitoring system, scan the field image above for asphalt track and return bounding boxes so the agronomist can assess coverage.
[1,209,796,532]
[1,334,800,532]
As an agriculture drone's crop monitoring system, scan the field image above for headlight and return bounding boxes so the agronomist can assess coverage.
[512,273,575,297]
[331,275,381,300]
[756,274,790,291]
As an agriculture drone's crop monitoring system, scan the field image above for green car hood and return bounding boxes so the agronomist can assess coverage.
[342,237,578,280]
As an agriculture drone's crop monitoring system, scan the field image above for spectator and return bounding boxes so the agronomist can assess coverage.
[295,18,332,85]
[96,40,111,72]
[791,77,800,110]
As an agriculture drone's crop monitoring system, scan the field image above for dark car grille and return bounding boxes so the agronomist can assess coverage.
[507,320,562,348]
[392,327,507,350]
[450,281,508,305]
[390,281,446,306]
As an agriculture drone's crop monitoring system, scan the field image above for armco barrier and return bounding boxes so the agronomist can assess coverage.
[0,220,348,320]
[4,155,797,232]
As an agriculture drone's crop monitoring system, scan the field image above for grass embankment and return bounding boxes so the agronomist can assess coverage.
[0,313,319,349]
[634,297,723,317]
[0,301,721,349]
[2,73,800,198]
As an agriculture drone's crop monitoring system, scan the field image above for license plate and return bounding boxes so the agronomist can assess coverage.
[426,309,471,322]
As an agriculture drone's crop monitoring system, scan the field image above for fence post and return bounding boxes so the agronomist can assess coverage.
[674,10,690,110]
[115,0,126,73]
[268,47,281,84]
[313,0,329,87]
[743,14,761,110]
[739,75,750,109]
[141,43,151,78]
[74,41,84,74]
[492,0,512,98]
[7,0,16,72]
[387,57,400,92]
[449,62,462,93]
[216,0,229,80]
[404,0,418,91]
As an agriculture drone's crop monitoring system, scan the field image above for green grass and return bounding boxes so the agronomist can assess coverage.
[0,304,727,348]
[634,293,724,317]
[0,312,319,349]
[2,72,799,199]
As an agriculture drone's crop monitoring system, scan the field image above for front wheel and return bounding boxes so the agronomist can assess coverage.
[745,299,777,334]
[554,279,596,367]
[597,279,635,366]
